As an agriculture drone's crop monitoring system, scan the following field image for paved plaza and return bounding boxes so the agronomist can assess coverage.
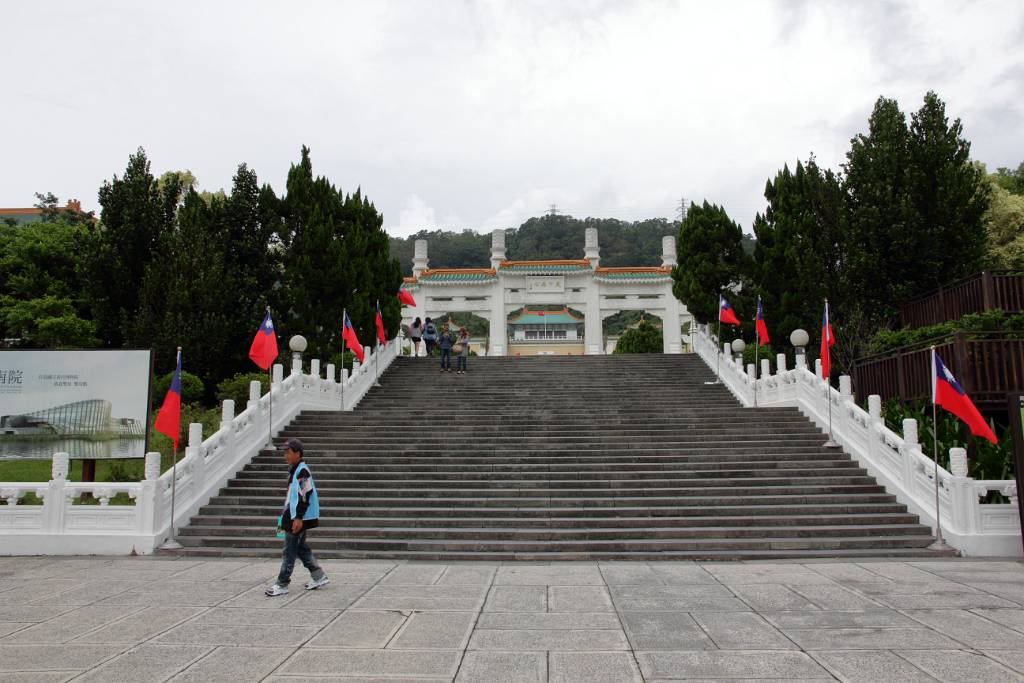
[2,557,1024,681]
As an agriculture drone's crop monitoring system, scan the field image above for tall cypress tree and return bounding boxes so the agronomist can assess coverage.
[671,201,747,323]
[279,147,402,361]
[752,158,845,355]
[905,91,989,289]
[85,148,182,346]
[843,96,913,324]
[844,92,989,324]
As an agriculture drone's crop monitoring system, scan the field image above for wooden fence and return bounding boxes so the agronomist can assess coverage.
[901,271,1024,328]
[852,332,1024,410]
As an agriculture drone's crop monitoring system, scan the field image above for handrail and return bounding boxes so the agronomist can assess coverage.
[693,324,1020,557]
[0,337,401,555]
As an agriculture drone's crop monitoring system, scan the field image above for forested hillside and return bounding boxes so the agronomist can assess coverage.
[389,215,678,274]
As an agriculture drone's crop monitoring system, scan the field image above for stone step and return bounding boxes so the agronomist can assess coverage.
[173,354,942,560]
[178,524,931,541]
[196,502,913,519]
[187,511,922,528]
[174,534,937,553]
[169,545,953,561]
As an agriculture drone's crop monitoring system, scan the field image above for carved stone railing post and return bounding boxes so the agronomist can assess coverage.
[187,422,205,487]
[947,447,976,534]
[901,418,919,489]
[248,380,261,412]
[44,452,70,533]
[136,452,162,534]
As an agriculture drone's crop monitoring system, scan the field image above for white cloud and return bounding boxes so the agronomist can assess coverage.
[1,1,1021,237]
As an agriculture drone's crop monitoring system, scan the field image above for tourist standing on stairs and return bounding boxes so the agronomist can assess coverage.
[438,322,455,372]
[266,438,330,596]
[423,317,438,357]
[409,317,423,356]
[456,326,470,374]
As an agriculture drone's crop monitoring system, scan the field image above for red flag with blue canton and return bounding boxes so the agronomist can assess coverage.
[375,302,387,344]
[820,301,835,380]
[154,349,182,449]
[932,350,997,444]
[719,296,740,326]
[248,310,278,370]
[342,311,365,362]
[755,297,769,345]
[397,289,416,306]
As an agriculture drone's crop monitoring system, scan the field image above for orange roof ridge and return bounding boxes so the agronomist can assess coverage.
[500,259,591,267]
[420,268,497,276]
[594,266,671,273]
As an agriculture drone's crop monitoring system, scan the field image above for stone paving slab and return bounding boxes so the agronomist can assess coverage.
[1,556,1023,680]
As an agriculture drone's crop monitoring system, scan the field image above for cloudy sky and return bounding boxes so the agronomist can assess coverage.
[3,1,1022,238]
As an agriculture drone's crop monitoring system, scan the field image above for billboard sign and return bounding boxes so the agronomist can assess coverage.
[0,350,153,460]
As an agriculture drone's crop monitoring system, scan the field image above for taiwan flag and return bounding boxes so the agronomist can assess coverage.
[343,311,365,363]
[932,350,997,444]
[397,289,416,306]
[154,349,182,450]
[719,296,740,326]
[248,310,278,370]
[375,302,387,344]
[755,297,769,345]
[820,301,835,380]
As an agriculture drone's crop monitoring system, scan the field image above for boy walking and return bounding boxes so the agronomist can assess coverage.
[266,438,330,596]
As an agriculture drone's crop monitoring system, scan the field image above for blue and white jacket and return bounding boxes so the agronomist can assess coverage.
[282,460,320,530]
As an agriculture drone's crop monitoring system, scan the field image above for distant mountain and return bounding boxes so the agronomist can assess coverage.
[390,215,679,275]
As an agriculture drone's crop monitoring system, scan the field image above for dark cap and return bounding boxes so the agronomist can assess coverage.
[281,437,304,453]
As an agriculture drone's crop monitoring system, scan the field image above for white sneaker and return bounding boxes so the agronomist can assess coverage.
[265,583,289,597]
[305,575,331,590]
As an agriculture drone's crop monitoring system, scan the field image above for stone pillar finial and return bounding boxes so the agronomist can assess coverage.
[584,228,600,268]
[490,229,506,269]
[661,235,677,268]
[413,239,428,277]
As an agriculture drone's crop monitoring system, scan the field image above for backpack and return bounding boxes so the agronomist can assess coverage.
[424,322,437,338]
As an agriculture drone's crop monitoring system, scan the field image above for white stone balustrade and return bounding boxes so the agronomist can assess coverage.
[0,337,401,556]
[693,324,1021,557]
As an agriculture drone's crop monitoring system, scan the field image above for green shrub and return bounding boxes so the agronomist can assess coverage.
[614,321,663,354]
[152,370,204,406]
[741,343,775,372]
[880,397,1014,481]
[216,372,269,408]
[327,350,357,372]
[868,309,1024,356]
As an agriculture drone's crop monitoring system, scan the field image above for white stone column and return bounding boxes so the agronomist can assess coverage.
[584,228,600,268]
[412,239,428,278]
[487,280,507,356]
[584,279,602,355]
[661,235,677,268]
[490,229,506,269]
[661,283,683,354]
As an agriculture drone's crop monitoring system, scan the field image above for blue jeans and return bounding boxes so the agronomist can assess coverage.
[457,355,467,371]
[440,348,451,369]
[277,529,324,586]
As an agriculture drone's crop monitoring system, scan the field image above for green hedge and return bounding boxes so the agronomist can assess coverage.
[869,310,1024,356]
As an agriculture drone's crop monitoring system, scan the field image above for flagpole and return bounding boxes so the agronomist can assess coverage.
[159,347,183,551]
[754,325,759,408]
[706,296,723,385]
[822,299,839,448]
[266,306,274,449]
[341,308,347,410]
[374,300,382,387]
[929,346,951,551]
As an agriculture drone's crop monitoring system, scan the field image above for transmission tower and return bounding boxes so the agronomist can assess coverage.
[675,197,688,222]
[547,204,560,217]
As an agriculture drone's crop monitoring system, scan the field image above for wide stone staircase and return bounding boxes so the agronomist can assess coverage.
[175,354,946,560]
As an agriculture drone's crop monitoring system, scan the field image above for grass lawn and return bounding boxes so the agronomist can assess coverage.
[0,456,177,483]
